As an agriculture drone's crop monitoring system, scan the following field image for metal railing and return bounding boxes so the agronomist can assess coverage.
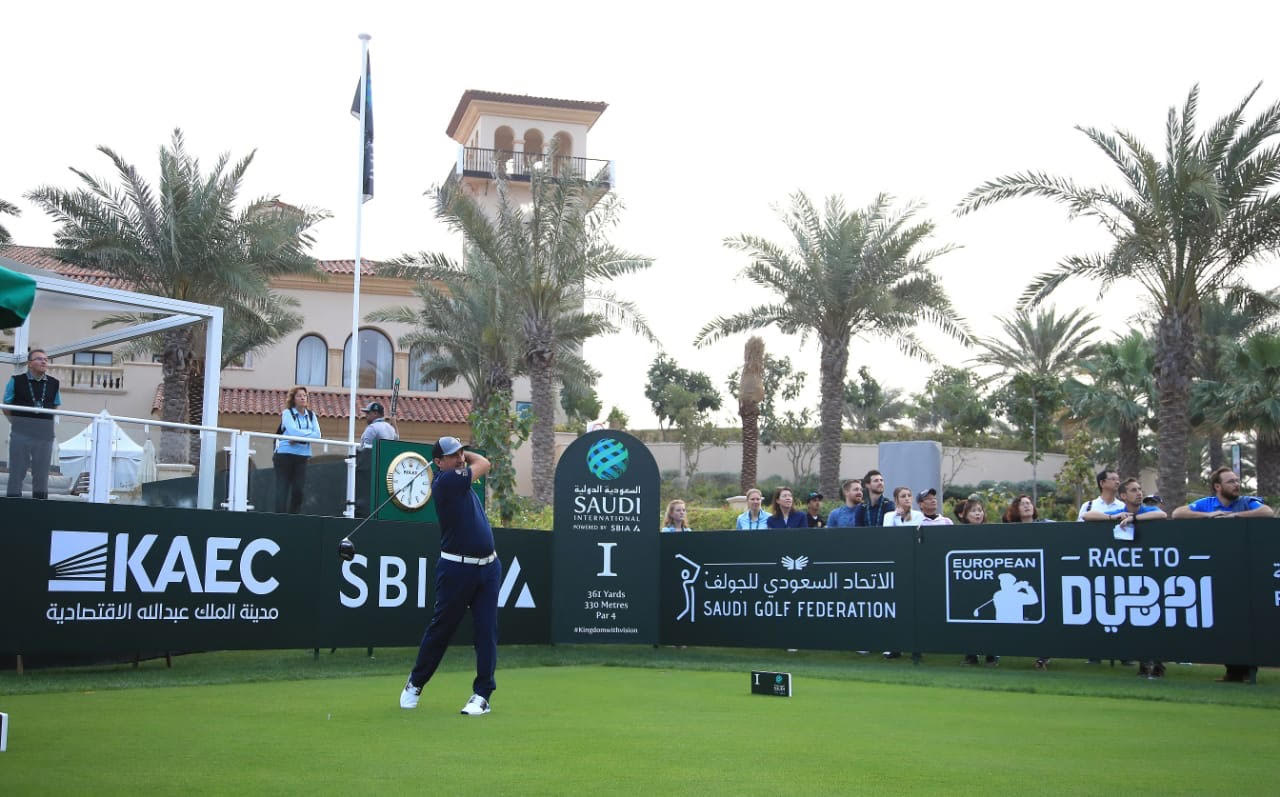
[458,146,612,185]
[47,364,126,392]
[1,403,360,515]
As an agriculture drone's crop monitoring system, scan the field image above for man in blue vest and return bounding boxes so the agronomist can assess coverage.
[400,436,502,715]
[4,348,61,499]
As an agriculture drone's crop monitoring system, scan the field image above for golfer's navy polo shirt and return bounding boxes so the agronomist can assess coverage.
[433,466,495,557]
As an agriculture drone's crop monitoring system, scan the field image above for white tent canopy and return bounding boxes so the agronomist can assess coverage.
[0,264,224,507]
[58,411,146,491]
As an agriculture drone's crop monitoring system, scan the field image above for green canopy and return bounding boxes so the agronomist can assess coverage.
[0,265,36,329]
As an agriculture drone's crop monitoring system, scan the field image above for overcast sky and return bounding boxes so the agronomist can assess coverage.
[5,0,1279,427]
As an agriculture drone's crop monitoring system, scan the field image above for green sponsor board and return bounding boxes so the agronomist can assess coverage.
[321,519,550,647]
[660,530,917,651]
[0,499,549,654]
[7,499,321,653]
[4,493,1279,665]
[1248,526,1280,665]
[913,521,1254,662]
[552,431,660,644]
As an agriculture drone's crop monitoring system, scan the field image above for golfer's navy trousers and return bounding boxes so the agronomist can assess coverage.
[408,556,503,698]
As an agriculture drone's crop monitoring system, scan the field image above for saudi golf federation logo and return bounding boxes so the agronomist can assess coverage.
[945,549,1044,624]
[586,437,629,481]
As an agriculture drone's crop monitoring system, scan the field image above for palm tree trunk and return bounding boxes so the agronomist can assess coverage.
[159,327,193,463]
[1256,435,1280,497]
[1118,423,1140,481]
[1154,311,1197,506]
[818,335,850,498]
[528,347,557,505]
[740,403,759,493]
[1207,430,1225,471]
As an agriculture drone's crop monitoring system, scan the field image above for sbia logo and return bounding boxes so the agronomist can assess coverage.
[48,530,281,595]
[339,554,536,609]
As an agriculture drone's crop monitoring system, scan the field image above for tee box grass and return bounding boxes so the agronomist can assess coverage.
[1,647,1277,794]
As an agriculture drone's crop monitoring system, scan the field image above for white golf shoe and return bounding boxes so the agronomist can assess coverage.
[460,694,490,715]
[400,681,421,709]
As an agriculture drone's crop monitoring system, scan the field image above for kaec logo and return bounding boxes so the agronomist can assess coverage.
[48,530,280,594]
[586,437,629,481]
[945,549,1044,624]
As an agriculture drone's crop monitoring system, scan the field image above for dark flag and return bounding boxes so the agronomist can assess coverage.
[351,53,373,202]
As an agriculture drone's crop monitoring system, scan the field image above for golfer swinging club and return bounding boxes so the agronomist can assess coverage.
[400,436,501,715]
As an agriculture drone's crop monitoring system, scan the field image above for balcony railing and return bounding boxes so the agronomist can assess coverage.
[48,364,126,393]
[458,147,612,187]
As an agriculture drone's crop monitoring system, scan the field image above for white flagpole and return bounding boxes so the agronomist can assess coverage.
[348,32,371,445]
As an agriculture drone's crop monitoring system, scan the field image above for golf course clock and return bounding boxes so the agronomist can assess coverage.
[385,451,432,511]
[370,440,484,523]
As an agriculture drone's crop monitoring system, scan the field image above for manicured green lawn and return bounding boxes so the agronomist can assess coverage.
[1,649,1277,794]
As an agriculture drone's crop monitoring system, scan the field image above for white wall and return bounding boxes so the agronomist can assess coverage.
[641,440,1158,496]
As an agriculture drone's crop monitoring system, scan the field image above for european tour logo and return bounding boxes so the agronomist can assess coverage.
[945,549,1044,624]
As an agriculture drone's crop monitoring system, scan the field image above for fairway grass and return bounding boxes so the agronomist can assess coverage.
[2,662,1278,795]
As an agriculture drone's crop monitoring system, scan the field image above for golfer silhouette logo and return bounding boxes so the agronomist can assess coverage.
[674,554,701,622]
[973,573,1040,623]
[944,548,1045,624]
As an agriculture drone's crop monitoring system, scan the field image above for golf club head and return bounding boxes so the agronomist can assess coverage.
[338,538,356,561]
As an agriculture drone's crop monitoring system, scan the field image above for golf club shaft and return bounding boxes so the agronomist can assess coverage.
[344,464,430,542]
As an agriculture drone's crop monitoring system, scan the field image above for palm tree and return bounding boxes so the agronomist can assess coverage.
[0,198,19,244]
[843,365,910,431]
[958,84,1280,504]
[372,248,522,413]
[698,192,969,497]
[1065,331,1155,479]
[1206,335,1280,494]
[25,129,326,462]
[1192,289,1280,469]
[431,170,653,504]
[972,307,1101,378]
[738,336,766,492]
[373,250,524,523]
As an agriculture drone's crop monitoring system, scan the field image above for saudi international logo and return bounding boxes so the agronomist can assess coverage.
[586,437,629,481]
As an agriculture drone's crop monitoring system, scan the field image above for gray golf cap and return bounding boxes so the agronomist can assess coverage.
[432,436,465,459]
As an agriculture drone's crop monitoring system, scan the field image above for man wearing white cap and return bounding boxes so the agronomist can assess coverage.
[400,436,501,716]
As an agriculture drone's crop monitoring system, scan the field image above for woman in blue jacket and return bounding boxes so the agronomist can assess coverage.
[766,487,806,529]
[273,386,323,514]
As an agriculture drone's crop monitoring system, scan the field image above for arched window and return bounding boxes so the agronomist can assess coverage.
[409,344,438,392]
[342,328,393,389]
[493,125,514,153]
[493,126,514,175]
[551,131,574,176]
[295,334,327,386]
[523,128,544,172]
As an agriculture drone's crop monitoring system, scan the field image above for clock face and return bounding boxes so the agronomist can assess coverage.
[387,452,432,510]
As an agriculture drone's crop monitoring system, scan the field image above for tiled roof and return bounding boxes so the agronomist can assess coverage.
[313,259,385,276]
[446,90,609,137]
[0,245,134,289]
[1,245,389,282]
[153,386,471,424]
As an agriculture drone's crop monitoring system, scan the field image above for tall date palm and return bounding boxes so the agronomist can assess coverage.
[26,129,326,461]
[697,192,969,497]
[432,169,653,504]
[959,84,1280,504]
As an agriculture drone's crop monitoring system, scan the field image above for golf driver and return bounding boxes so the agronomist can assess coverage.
[338,463,432,561]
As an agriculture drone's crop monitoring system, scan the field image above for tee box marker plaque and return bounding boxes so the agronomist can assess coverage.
[751,670,792,697]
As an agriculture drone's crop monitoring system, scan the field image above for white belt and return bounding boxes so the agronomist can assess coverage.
[440,551,497,565]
